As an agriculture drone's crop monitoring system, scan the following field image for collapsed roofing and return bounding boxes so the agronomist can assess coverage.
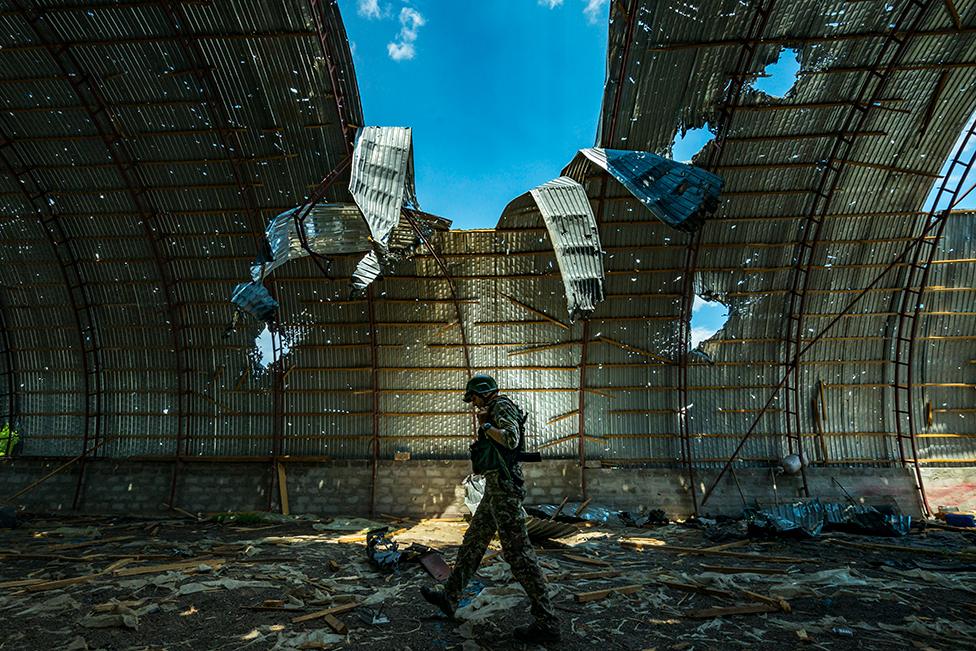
[0,0,973,516]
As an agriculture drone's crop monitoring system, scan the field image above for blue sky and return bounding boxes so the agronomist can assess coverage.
[341,0,610,230]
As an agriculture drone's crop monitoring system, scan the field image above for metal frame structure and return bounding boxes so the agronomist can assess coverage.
[891,113,976,516]
[783,0,934,498]
[0,288,16,433]
[676,0,778,517]
[0,132,101,499]
[0,0,973,518]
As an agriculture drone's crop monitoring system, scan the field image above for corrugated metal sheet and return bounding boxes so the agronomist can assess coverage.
[509,176,606,321]
[349,126,415,249]
[0,0,973,480]
[573,148,723,231]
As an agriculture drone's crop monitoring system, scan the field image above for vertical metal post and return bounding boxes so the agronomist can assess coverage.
[0,131,101,509]
[782,0,933,498]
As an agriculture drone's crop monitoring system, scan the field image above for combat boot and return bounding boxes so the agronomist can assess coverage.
[512,621,561,644]
[420,586,456,619]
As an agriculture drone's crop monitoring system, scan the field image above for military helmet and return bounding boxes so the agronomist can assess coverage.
[463,374,498,402]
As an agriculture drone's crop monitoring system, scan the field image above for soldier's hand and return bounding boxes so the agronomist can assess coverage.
[476,410,490,426]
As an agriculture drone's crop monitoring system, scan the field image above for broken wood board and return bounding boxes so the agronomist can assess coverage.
[684,603,779,619]
[699,564,790,576]
[291,600,361,624]
[322,613,348,635]
[621,540,812,563]
[559,553,612,567]
[574,584,642,603]
[113,558,226,577]
[277,463,290,516]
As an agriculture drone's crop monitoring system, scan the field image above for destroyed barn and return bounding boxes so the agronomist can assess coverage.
[0,0,975,649]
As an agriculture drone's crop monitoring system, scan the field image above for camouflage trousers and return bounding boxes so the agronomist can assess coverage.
[444,472,557,629]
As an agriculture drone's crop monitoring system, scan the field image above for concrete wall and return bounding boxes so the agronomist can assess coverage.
[1,457,970,519]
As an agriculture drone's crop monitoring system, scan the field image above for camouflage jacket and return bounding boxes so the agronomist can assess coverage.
[481,394,526,486]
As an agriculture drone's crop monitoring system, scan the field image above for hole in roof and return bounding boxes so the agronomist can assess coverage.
[751,48,801,98]
[671,124,715,164]
[690,294,729,349]
[923,109,976,213]
[253,324,288,368]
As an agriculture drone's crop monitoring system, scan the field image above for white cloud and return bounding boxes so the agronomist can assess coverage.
[583,0,608,24]
[387,41,416,61]
[357,0,381,18]
[539,0,564,7]
[387,6,425,62]
[690,326,715,349]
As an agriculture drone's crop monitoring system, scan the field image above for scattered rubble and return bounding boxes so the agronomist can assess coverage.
[0,509,973,650]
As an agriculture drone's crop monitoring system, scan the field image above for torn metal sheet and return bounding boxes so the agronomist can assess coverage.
[351,251,382,297]
[530,177,606,321]
[250,203,367,281]
[349,126,417,252]
[230,282,278,322]
[500,176,606,321]
[567,148,723,232]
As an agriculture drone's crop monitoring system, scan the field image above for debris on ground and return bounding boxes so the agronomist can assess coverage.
[1,510,974,649]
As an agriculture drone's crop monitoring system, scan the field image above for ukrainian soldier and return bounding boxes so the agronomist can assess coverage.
[421,374,560,644]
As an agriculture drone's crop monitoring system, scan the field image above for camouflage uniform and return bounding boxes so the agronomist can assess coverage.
[443,394,558,630]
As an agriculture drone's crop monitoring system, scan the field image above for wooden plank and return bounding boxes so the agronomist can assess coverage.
[277,463,290,516]
[575,498,593,517]
[24,571,105,592]
[562,553,612,567]
[47,535,136,551]
[741,589,792,613]
[551,496,569,520]
[700,540,750,553]
[0,578,46,589]
[699,564,790,576]
[322,613,348,634]
[114,558,225,577]
[291,600,361,624]
[621,539,812,563]
[574,584,642,603]
[685,604,779,619]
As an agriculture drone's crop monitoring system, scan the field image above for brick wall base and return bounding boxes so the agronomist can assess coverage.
[1,457,968,519]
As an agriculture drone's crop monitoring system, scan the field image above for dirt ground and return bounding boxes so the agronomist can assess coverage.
[0,510,974,650]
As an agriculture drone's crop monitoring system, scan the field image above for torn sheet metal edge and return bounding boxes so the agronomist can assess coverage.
[571,147,723,232]
[500,176,606,321]
[230,281,278,322]
[349,126,415,249]
[529,176,606,321]
[250,203,368,281]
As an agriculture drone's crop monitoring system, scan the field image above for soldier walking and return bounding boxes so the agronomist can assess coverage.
[421,374,560,643]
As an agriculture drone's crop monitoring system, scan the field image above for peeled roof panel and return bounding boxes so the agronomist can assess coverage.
[528,177,606,321]
[349,126,414,248]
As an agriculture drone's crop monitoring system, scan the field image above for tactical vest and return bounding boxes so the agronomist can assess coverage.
[469,395,527,483]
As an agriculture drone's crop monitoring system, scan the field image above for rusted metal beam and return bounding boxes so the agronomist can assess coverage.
[890,104,976,517]
[157,0,276,507]
[0,132,102,507]
[0,285,19,439]
[675,0,777,517]
[646,24,974,52]
[944,0,963,29]
[10,0,191,507]
[0,30,319,53]
[782,0,933,498]
[367,284,380,517]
